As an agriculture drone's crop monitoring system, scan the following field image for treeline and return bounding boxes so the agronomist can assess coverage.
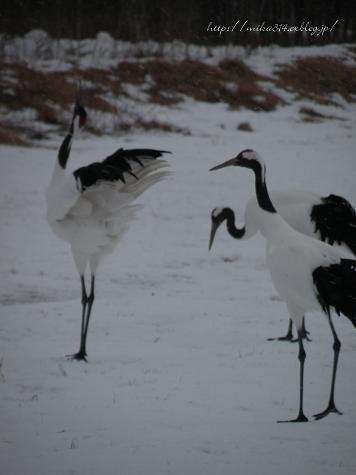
[0,0,355,45]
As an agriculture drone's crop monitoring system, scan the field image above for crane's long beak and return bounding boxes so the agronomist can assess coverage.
[208,221,219,251]
[210,157,236,171]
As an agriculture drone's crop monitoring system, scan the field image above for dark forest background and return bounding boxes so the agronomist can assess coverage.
[0,0,355,45]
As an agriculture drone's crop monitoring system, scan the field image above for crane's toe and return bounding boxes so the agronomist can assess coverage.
[277,414,309,423]
[313,405,342,421]
[267,333,294,342]
[66,351,88,362]
[267,332,311,343]
[290,334,312,343]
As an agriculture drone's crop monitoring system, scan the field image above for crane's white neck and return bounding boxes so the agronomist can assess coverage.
[260,208,292,242]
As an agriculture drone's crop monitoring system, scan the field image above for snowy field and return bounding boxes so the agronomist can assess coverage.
[1,46,356,474]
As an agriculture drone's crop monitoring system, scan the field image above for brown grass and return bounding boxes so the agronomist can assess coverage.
[139,59,281,110]
[299,106,326,122]
[112,58,282,110]
[115,61,147,84]
[276,57,356,104]
[0,62,122,143]
[0,124,31,146]
[148,89,181,106]
[299,106,346,123]
[0,63,119,121]
[219,58,262,81]
[135,119,190,135]
[1,62,76,126]
[3,54,351,145]
[237,121,253,132]
[74,67,124,97]
[146,60,228,103]
[231,82,281,111]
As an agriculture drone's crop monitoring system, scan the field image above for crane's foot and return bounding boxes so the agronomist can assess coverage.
[313,404,342,421]
[292,327,311,342]
[268,331,311,343]
[66,351,88,362]
[277,412,309,423]
[267,333,294,342]
[291,334,312,343]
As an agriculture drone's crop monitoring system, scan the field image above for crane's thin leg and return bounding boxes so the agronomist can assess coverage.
[267,316,311,342]
[313,313,342,420]
[67,275,88,361]
[82,275,95,358]
[278,329,308,423]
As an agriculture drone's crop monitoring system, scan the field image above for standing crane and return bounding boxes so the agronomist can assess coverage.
[209,191,356,341]
[210,149,356,422]
[46,97,170,361]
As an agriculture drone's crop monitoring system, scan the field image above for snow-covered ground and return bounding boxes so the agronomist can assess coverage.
[1,41,356,475]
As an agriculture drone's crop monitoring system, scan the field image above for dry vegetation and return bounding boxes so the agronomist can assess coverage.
[237,121,254,132]
[0,123,31,146]
[0,57,283,144]
[299,106,346,123]
[0,54,354,145]
[276,57,356,105]
[112,58,282,111]
[147,59,281,111]
[135,119,190,135]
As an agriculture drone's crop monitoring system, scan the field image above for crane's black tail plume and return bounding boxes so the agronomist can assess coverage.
[311,194,356,256]
[313,259,356,328]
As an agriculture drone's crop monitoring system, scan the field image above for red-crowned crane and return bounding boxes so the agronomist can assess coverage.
[209,191,356,341]
[46,98,170,361]
[210,149,356,422]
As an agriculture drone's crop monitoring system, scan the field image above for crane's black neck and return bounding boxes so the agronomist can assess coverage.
[250,160,276,214]
[57,132,73,169]
[57,107,79,169]
[222,208,245,239]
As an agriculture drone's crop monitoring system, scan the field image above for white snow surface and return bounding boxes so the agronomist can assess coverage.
[1,43,356,475]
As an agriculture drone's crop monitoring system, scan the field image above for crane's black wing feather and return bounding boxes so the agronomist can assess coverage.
[311,194,356,255]
[73,148,171,191]
[313,258,356,327]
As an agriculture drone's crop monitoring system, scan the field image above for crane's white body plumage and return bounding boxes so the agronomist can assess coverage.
[210,149,356,421]
[262,212,350,328]
[45,99,170,360]
[46,157,168,274]
[211,188,355,341]
[242,191,352,257]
